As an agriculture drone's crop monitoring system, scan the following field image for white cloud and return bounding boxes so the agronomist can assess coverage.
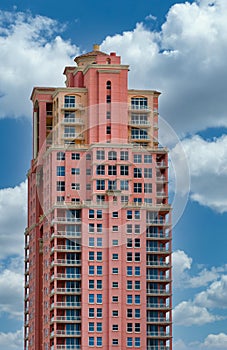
[173,300,220,325]
[101,0,227,136]
[172,250,192,287]
[0,10,79,118]
[195,275,227,309]
[202,333,227,348]
[171,135,227,213]
[0,181,27,259]
[0,329,23,350]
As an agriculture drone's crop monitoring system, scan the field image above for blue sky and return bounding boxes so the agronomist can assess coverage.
[1,0,227,349]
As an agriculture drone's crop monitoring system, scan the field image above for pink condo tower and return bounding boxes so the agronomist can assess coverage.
[24,44,172,350]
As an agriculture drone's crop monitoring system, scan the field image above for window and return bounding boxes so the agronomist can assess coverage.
[97,280,102,289]
[112,282,119,288]
[97,308,102,318]
[86,168,91,175]
[112,226,118,232]
[135,309,140,318]
[134,198,142,204]
[89,252,95,261]
[89,280,94,289]
[96,179,105,190]
[144,154,152,163]
[127,323,133,332]
[135,323,140,332]
[108,180,117,191]
[135,252,140,262]
[144,168,152,178]
[131,97,148,110]
[106,111,111,119]
[135,225,140,234]
[71,168,80,175]
[127,238,133,248]
[89,322,94,332]
[89,337,94,346]
[135,337,141,347]
[89,209,95,219]
[89,294,95,303]
[96,150,105,160]
[97,323,102,332]
[57,196,65,202]
[108,165,117,175]
[96,165,105,175]
[144,183,152,193]
[112,211,118,218]
[89,224,95,233]
[135,295,140,304]
[127,211,133,220]
[106,95,111,103]
[134,183,142,193]
[108,151,117,160]
[120,151,128,160]
[127,224,132,234]
[97,266,103,275]
[135,281,141,290]
[57,152,65,160]
[97,337,102,346]
[112,240,118,246]
[135,238,140,248]
[57,166,65,176]
[134,168,142,178]
[121,195,129,203]
[127,309,133,318]
[89,308,95,318]
[127,295,133,304]
[97,294,103,303]
[144,198,152,204]
[112,339,119,345]
[120,180,129,191]
[97,238,102,247]
[135,267,141,276]
[127,337,133,347]
[97,195,105,203]
[127,266,133,276]
[71,183,80,190]
[127,281,133,289]
[106,126,111,134]
[135,211,140,220]
[112,325,118,331]
[112,267,118,274]
[127,252,133,262]
[97,252,102,261]
[57,181,65,191]
[97,210,102,219]
[86,184,91,190]
[112,310,118,317]
[112,253,118,260]
[97,224,103,233]
[86,153,91,160]
[112,296,118,302]
[89,237,95,247]
[120,165,129,176]
[65,95,75,108]
[89,266,95,275]
[71,153,80,160]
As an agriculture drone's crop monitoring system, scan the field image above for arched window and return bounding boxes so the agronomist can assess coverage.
[106,81,111,89]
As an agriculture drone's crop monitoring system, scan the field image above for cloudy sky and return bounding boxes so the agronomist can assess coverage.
[1,0,227,349]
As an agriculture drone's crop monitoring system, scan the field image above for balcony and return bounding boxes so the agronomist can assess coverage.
[146,261,171,267]
[146,247,170,253]
[62,103,85,110]
[147,331,170,338]
[52,217,81,224]
[156,192,168,198]
[51,231,81,239]
[147,347,169,350]
[156,161,168,168]
[131,134,150,141]
[146,219,170,226]
[146,275,170,282]
[51,315,81,323]
[61,118,84,125]
[63,133,84,140]
[51,245,81,253]
[147,317,171,324]
[51,330,81,337]
[146,232,170,239]
[156,176,167,183]
[51,259,81,267]
[128,104,151,112]
[51,346,81,350]
[51,288,81,295]
[147,302,171,309]
[129,119,151,127]
[51,302,81,309]
[51,273,81,280]
[147,289,171,296]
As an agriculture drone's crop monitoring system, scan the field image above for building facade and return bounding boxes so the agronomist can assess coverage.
[24,45,172,350]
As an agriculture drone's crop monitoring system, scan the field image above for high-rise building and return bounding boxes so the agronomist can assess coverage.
[24,45,172,350]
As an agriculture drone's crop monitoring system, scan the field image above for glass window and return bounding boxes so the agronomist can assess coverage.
[135,295,140,304]
[89,322,94,332]
[71,183,80,190]
[112,240,118,246]
[112,226,118,232]
[97,238,102,247]
[112,211,118,218]
[112,310,118,317]
[108,151,117,160]
[127,323,133,332]
[121,195,129,203]
[86,184,91,190]
[127,337,133,347]
[144,168,152,178]
[64,95,75,108]
[144,183,152,193]
[112,253,118,260]
[135,211,140,219]
[127,280,133,289]
[97,280,102,289]
[135,267,140,276]
[134,168,142,178]
[86,168,91,175]
[112,282,119,288]
[89,237,95,247]
[89,337,94,346]
[135,225,140,234]
[97,337,102,346]
[108,165,117,175]
[86,153,91,160]
[96,150,105,160]
[97,308,102,318]
[96,179,105,190]
[127,224,132,234]
[71,168,80,175]
[89,308,95,318]
[133,154,142,163]
[135,238,140,248]
[97,210,102,219]
[89,252,94,261]
[127,211,133,220]
[106,126,111,134]
[127,266,133,276]
[89,224,95,233]
[56,181,65,191]
[97,294,103,303]
[127,309,133,318]
[120,165,129,176]
[144,154,152,163]
[135,252,140,262]
[112,339,119,345]
[127,238,133,248]
[135,281,140,290]
[120,180,129,191]
[112,325,118,331]
[89,266,94,275]
[89,209,95,219]
[89,294,95,303]
[135,323,140,332]
[97,224,103,233]
[108,180,117,190]
[89,280,94,289]
[135,337,141,347]
[131,97,148,110]
[71,153,80,160]
[120,151,128,160]
[106,111,111,119]
[97,323,102,332]
[127,252,133,262]
[134,183,142,193]
[112,267,118,274]
[135,309,140,318]
[97,252,102,261]
[127,295,133,304]
[96,165,105,175]
[57,166,65,176]
[57,151,65,160]
[97,266,103,275]
[112,296,118,302]
[106,95,111,103]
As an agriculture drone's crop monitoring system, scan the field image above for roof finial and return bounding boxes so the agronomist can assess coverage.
[93,44,100,51]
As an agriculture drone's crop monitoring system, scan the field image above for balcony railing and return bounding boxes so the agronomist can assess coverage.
[156,161,168,167]
[146,232,170,239]
[147,303,170,309]
[147,317,171,323]
[51,302,81,308]
[63,133,84,139]
[129,119,151,126]
[51,259,81,266]
[129,104,151,112]
[51,245,81,252]
[147,331,170,337]
[51,231,81,238]
[62,118,84,124]
[131,134,150,140]
[146,275,170,282]
[52,217,81,224]
[146,261,171,267]
[51,273,81,280]
[146,219,170,225]
[146,247,170,253]
[62,103,84,110]
[51,315,81,322]
[51,288,81,295]
[51,330,81,336]
[147,347,169,350]
[147,289,171,295]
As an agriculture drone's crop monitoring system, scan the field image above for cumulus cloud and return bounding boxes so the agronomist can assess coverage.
[0,181,27,259]
[202,332,227,348]
[195,275,227,309]
[102,0,227,135]
[173,250,192,287]
[173,300,221,325]
[0,10,79,118]
[171,134,227,213]
[0,329,23,350]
